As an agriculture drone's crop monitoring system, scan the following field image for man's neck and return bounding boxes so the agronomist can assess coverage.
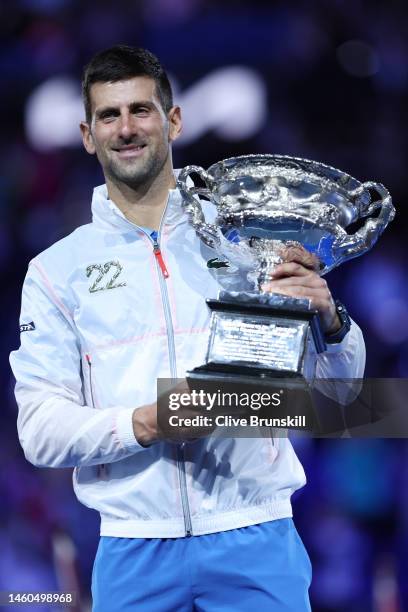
[106,167,176,231]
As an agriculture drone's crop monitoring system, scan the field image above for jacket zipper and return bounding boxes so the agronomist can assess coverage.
[151,234,177,378]
[149,205,193,537]
[177,444,193,536]
[153,243,169,278]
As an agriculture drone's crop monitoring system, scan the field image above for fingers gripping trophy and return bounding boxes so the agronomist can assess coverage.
[177,155,395,388]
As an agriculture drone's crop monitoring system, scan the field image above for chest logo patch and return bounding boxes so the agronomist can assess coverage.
[86,260,126,293]
[207,257,230,269]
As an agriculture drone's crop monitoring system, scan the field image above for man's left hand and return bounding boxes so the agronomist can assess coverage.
[262,260,341,336]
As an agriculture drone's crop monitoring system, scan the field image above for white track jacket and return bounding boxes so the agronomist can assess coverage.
[10,183,366,538]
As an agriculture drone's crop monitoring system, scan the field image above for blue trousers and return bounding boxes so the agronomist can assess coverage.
[92,519,312,611]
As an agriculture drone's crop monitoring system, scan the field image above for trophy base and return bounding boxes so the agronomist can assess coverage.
[189,291,326,385]
[184,292,325,431]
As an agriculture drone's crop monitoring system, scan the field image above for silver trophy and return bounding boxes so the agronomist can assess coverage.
[177,154,395,385]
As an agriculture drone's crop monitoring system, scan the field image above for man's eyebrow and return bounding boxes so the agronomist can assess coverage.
[129,100,156,111]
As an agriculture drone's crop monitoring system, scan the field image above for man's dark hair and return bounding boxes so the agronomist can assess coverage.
[82,45,173,122]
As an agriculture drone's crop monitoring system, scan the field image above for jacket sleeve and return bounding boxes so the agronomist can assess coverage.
[315,319,366,404]
[10,261,146,469]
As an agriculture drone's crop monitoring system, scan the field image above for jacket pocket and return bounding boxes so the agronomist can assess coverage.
[84,353,97,408]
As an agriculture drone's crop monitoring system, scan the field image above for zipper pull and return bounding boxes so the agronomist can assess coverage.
[153,243,169,278]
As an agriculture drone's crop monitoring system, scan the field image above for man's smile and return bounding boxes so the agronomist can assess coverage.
[112,144,147,159]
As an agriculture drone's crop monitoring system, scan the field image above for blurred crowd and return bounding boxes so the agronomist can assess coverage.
[2,1,408,610]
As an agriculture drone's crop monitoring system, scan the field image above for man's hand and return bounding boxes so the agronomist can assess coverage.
[132,402,159,447]
[132,380,214,446]
[262,246,341,335]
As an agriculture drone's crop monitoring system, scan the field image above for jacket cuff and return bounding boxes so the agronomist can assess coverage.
[323,321,356,354]
[114,408,146,452]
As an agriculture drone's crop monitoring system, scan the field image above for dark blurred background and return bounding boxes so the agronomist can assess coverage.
[1,0,408,610]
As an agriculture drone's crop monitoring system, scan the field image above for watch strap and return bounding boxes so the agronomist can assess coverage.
[325,300,351,344]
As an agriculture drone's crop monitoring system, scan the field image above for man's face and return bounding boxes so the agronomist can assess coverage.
[81,76,181,189]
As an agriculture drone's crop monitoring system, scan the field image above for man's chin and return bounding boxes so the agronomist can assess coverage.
[109,169,154,190]
[106,154,166,189]
[108,161,149,184]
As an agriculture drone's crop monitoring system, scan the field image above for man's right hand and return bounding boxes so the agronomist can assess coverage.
[132,402,159,447]
[132,380,214,446]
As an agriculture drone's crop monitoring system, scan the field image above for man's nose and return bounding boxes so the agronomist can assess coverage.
[118,112,138,139]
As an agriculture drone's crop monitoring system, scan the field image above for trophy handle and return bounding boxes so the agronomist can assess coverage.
[177,165,220,248]
[333,181,395,264]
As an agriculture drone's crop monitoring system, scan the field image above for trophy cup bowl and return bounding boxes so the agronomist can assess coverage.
[177,154,394,386]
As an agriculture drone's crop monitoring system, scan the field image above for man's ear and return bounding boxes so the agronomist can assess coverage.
[80,121,96,155]
[168,106,182,143]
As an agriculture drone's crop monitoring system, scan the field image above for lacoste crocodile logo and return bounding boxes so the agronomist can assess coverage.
[207,258,230,269]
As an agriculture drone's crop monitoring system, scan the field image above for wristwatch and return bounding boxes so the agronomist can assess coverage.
[325,300,351,344]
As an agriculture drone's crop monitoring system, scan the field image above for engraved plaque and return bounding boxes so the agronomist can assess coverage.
[208,312,308,372]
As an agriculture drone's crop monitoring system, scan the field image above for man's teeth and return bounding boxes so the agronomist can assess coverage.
[116,145,145,151]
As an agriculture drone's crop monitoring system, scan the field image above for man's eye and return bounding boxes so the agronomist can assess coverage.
[134,108,150,116]
[99,112,118,121]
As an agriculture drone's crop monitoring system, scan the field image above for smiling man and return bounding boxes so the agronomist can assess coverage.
[80,56,181,230]
[10,46,365,611]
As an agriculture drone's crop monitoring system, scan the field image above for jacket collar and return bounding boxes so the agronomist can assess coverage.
[91,171,186,233]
